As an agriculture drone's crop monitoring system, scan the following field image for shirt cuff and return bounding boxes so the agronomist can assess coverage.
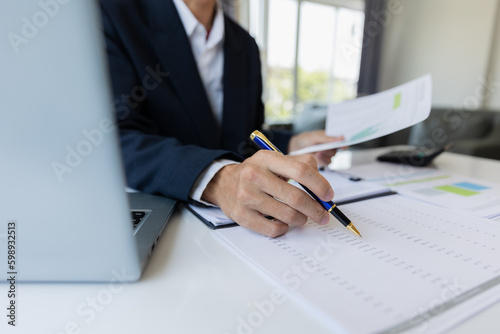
[189,159,240,206]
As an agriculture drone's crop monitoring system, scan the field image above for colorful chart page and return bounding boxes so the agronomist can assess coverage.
[387,175,500,222]
[291,74,432,155]
[216,195,500,334]
[345,162,500,222]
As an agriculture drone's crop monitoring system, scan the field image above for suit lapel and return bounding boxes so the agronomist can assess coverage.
[221,18,250,151]
[144,0,221,149]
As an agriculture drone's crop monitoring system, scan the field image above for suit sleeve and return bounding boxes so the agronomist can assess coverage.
[100,5,241,202]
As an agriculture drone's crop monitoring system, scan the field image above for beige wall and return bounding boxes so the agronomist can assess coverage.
[378,0,500,110]
[486,4,500,109]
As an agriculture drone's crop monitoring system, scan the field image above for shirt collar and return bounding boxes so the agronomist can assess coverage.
[207,4,224,47]
[172,0,198,37]
[172,0,225,46]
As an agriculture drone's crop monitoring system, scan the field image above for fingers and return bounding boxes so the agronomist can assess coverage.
[292,152,320,168]
[314,149,338,166]
[256,179,327,226]
[203,150,335,238]
[232,176,309,227]
[253,151,333,202]
[236,209,289,238]
[272,184,330,226]
[307,130,344,145]
[247,152,332,225]
[234,161,328,226]
[288,130,344,163]
[288,130,344,152]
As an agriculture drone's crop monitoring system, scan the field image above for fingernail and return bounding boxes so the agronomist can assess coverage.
[320,214,330,225]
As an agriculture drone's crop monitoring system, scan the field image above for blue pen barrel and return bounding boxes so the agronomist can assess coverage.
[299,183,351,228]
[300,184,333,211]
[253,137,272,151]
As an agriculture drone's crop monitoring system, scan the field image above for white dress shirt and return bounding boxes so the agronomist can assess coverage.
[172,0,239,205]
[172,0,225,123]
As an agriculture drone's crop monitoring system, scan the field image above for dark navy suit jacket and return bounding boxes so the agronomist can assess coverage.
[100,0,290,201]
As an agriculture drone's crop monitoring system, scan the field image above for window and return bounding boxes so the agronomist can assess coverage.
[245,0,365,124]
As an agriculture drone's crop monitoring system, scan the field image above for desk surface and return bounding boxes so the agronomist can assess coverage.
[5,148,500,334]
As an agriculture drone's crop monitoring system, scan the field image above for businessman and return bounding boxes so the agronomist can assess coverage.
[100,0,342,237]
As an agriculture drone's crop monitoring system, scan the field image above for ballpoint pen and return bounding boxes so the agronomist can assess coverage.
[250,130,362,237]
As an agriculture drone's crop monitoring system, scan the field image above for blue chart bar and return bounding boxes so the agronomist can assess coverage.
[453,182,490,191]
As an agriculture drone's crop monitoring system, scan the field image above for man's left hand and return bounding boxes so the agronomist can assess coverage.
[288,130,344,167]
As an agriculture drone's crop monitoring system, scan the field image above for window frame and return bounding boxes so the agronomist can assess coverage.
[239,0,365,123]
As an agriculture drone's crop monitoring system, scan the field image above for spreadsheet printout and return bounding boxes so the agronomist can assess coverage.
[216,195,500,333]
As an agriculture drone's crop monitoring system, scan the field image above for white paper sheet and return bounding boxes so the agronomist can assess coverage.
[291,75,432,155]
[339,161,440,184]
[346,162,500,222]
[188,204,234,226]
[216,195,500,334]
[319,170,392,204]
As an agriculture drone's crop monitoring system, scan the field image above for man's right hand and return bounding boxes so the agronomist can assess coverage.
[202,150,334,237]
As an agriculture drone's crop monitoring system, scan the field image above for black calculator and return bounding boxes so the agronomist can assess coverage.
[376,146,451,167]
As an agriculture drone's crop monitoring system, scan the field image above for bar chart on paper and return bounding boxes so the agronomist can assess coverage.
[434,182,490,196]
[216,195,500,334]
[387,174,500,222]
[344,162,500,222]
[349,124,381,142]
[290,74,432,155]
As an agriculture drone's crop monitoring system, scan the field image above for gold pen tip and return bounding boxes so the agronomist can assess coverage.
[347,223,362,238]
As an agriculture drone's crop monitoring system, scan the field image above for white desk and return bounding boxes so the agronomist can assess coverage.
[5,148,500,334]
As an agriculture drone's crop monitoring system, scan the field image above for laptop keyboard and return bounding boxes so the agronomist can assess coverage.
[131,210,148,229]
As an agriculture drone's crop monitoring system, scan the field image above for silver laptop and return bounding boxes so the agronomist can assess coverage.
[0,0,176,281]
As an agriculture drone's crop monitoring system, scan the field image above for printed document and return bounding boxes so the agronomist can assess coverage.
[216,195,500,333]
[346,162,500,222]
[291,74,432,155]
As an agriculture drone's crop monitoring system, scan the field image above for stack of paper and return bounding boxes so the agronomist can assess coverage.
[346,162,500,222]
[187,204,236,228]
[216,195,500,333]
